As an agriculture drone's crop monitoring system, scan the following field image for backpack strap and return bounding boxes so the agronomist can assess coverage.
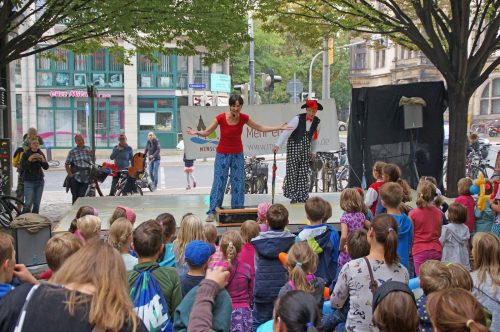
[363,257,378,293]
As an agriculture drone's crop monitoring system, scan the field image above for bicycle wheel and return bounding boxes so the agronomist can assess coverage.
[471,166,484,179]
[337,168,349,191]
[0,195,23,217]
[136,184,143,196]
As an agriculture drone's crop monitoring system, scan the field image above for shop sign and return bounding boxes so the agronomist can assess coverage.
[49,90,112,98]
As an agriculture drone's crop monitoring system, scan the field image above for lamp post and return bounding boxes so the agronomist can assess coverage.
[86,84,97,162]
[308,51,323,96]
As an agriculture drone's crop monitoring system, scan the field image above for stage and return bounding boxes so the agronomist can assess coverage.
[56,193,342,233]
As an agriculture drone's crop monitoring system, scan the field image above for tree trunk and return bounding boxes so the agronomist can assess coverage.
[446,88,471,197]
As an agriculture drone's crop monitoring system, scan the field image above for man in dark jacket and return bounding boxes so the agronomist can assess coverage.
[144,132,161,190]
[109,134,133,195]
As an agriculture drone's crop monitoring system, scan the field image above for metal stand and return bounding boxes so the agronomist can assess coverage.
[408,129,420,188]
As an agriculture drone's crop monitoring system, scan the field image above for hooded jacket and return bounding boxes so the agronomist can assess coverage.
[251,230,295,303]
[439,223,470,269]
[389,213,413,270]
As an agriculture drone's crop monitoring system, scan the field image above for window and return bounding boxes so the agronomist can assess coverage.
[137,52,175,88]
[480,78,500,115]
[177,56,188,89]
[14,60,21,87]
[193,55,211,89]
[138,97,175,132]
[352,44,366,69]
[374,41,386,68]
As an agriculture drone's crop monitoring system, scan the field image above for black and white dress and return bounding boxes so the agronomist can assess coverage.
[275,113,320,203]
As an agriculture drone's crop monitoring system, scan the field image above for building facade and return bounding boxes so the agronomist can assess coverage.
[10,45,230,150]
[348,38,499,123]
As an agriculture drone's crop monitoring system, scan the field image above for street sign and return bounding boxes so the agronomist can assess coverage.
[189,83,207,89]
[286,80,304,94]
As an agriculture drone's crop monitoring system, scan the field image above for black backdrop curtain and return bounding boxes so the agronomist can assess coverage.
[347,81,447,189]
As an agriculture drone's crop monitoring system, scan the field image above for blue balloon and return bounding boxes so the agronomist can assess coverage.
[470,185,480,195]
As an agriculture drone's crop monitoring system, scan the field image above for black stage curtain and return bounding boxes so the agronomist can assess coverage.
[347,81,447,189]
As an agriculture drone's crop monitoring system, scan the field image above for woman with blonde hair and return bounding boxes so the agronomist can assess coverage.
[0,239,145,331]
[471,232,500,331]
[108,217,137,270]
[173,214,205,276]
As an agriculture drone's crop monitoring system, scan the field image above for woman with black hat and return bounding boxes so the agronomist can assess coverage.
[273,99,322,203]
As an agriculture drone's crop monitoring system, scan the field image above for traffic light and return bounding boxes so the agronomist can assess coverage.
[234,82,249,103]
[264,71,282,92]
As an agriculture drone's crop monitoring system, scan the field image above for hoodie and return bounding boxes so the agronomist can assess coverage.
[251,230,295,303]
[439,223,470,269]
[389,213,413,270]
[0,283,14,300]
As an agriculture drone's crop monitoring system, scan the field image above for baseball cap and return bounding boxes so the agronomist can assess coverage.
[185,240,215,267]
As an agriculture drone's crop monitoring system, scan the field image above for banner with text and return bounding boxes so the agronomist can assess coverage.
[181,99,339,159]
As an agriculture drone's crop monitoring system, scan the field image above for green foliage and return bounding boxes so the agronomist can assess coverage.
[0,0,254,65]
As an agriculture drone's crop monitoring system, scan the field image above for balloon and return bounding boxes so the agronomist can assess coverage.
[470,185,480,195]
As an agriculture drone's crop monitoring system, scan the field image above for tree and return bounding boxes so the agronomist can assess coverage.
[259,0,500,195]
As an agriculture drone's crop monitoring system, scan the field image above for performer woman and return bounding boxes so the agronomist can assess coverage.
[273,99,322,203]
[187,94,290,222]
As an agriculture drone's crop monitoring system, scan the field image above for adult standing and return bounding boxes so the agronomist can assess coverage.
[273,99,322,203]
[20,139,48,214]
[187,94,290,222]
[144,132,160,191]
[109,134,133,196]
[331,214,409,332]
[65,134,93,204]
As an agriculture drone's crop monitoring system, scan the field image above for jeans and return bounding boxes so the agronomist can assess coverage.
[23,179,44,214]
[208,152,245,215]
[149,159,160,188]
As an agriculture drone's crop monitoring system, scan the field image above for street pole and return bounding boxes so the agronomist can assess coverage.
[248,11,255,105]
[87,84,96,162]
[308,51,323,96]
[322,37,331,99]
[293,72,297,104]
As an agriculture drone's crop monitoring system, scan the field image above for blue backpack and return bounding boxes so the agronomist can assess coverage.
[130,267,172,332]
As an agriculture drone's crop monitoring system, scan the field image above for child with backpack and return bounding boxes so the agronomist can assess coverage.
[297,197,339,285]
[181,240,214,297]
[278,242,325,309]
[219,230,254,332]
[251,204,295,330]
[128,220,182,331]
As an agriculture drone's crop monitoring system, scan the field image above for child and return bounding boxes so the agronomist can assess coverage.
[376,163,412,215]
[76,215,101,242]
[278,242,325,309]
[239,220,260,273]
[41,233,83,280]
[251,203,295,330]
[338,188,369,270]
[181,240,215,297]
[220,230,254,332]
[156,213,177,267]
[409,181,443,275]
[372,281,419,332]
[355,187,373,221]
[0,233,38,300]
[109,205,136,226]
[297,197,340,285]
[273,291,322,332]
[421,176,448,214]
[68,205,96,233]
[379,182,414,270]
[474,178,495,232]
[470,232,500,332]
[128,220,182,322]
[365,161,386,216]
[491,189,500,237]
[256,202,272,232]
[173,214,205,277]
[108,217,137,270]
[183,153,196,190]
[427,288,489,332]
[205,223,223,268]
[454,177,475,233]
[447,262,473,291]
[322,229,370,332]
[440,202,470,269]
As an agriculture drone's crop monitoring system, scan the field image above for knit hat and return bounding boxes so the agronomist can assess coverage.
[117,206,136,224]
[257,202,272,221]
[185,240,215,267]
[372,281,416,313]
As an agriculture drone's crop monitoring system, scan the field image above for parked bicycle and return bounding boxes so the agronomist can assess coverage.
[83,161,112,197]
[113,170,147,196]
[0,170,24,227]
[225,156,269,195]
[309,147,349,193]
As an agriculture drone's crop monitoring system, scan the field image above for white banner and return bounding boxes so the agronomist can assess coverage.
[180,99,339,159]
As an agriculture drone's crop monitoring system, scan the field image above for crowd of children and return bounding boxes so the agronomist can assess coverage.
[0,160,498,332]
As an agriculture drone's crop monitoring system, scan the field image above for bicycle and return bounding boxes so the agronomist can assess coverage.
[225,156,269,195]
[0,171,24,227]
[83,161,111,197]
[114,170,144,196]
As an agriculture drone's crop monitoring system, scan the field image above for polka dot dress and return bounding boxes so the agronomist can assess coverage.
[283,133,311,202]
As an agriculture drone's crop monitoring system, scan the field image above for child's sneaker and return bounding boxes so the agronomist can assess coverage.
[186,185,191,190]
[193,181,197,188]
